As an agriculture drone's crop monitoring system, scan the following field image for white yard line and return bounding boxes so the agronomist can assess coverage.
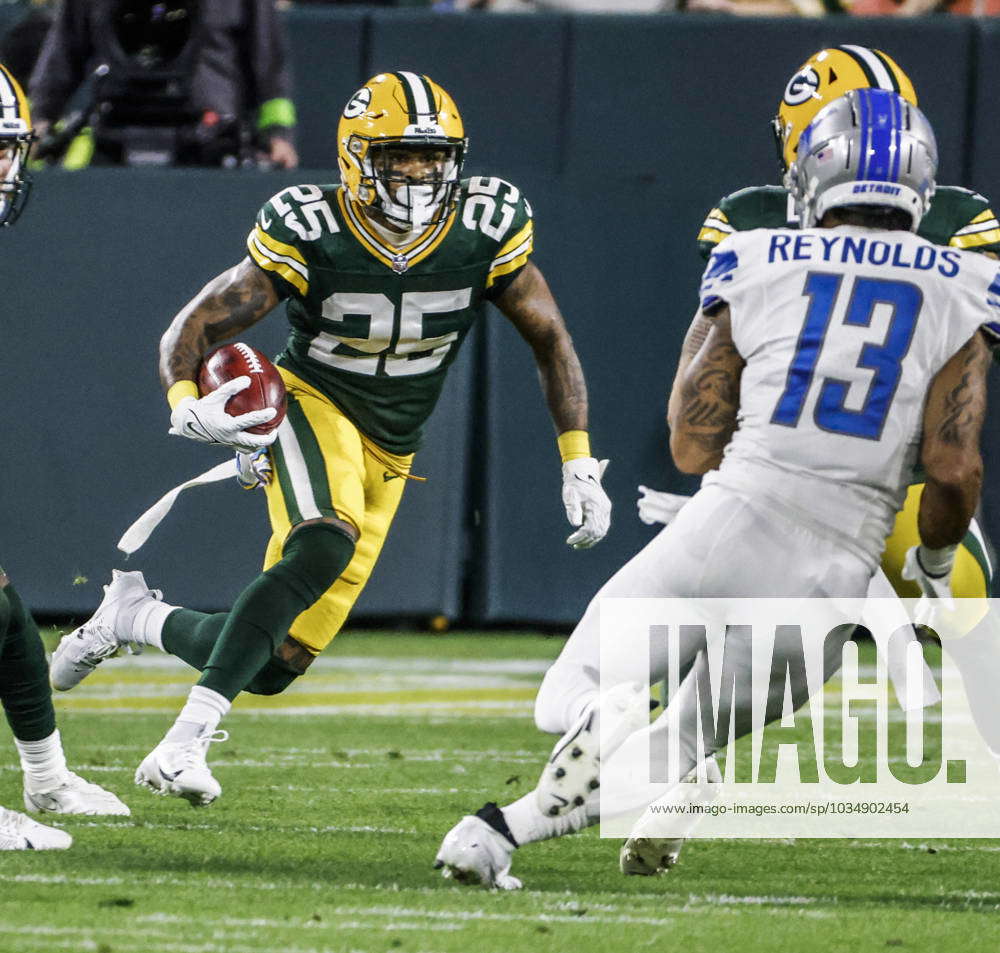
[0,873,833,916]
[52,702,536,716]
[51,821,416,834]
[75,654,551,675]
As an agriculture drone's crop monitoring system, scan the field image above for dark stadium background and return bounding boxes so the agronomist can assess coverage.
[2,9,998,625]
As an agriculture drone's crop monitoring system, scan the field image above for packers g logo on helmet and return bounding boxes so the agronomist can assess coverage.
[337,71,467,230]
[772,46,917,178]
[343,86,372,120]
[0,62,34,227]
[783,67,820,107]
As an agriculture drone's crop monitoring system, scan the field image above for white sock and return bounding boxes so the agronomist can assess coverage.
[16,729,69,791]
[131,600,178,651]
[501,792,594,846]
[163,686,231,744]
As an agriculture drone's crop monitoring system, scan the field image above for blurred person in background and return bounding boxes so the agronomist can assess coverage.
[28,0,298,168]
[433,0,841,14]
[848,0,999,14]
[433,0,674,10]
[284,1,394,6]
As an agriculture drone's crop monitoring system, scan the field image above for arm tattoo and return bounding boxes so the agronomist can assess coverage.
[496,262,588,432]
[936,333,990,446]
[159,259,278,390]
[679,335,742,456]
[681,313,714,359]
[672,308,744,471]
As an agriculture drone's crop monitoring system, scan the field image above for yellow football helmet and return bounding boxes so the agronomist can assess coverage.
[773,46,917,177]
[338,71,466,230]
[0,62,33,227]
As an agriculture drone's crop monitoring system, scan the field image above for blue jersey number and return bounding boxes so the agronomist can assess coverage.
[771,272,922,440]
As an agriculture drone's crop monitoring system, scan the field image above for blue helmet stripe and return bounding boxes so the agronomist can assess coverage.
[864,88,894,182]
[857,87,871,180]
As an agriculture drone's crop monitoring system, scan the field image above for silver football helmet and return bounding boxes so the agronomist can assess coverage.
[788,88,937,231]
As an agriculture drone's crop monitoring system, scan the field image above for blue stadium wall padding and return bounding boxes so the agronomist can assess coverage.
[469,172,706,624]
[968,21,1000,215]
[365,11,570,181]
[283,9,369,171]
[563,16,972,194]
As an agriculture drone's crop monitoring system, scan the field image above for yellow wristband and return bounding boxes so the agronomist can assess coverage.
[557,430,591,463]
[167,380,199,410]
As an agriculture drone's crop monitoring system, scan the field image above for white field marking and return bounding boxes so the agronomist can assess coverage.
[818,704,943,723]
[0,761,377,772]
[841,840,1000,853]
[683,894,816,906]
[51,701,536,717]
[68,674,536,699]
[250,702,535,716]
[0,930,283,953]
[0,926,177,940]
[0,763,130,773]
[266,786,493,795]
[58,743,545,761]
[135,912,460,933]
[310,746,543,759]
[326,904,827,926]
[0,935,383,953]
[75,904,826,933]
[200,758,375,768]
[942,890,1000,900]
[0,873,836,913]
[76,653,550,675]
[60,821,416,834]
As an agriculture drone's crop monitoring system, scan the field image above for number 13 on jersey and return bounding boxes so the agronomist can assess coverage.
[771,272,922,440]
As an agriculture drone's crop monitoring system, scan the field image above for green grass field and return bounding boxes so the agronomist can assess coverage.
[0,631,997,953]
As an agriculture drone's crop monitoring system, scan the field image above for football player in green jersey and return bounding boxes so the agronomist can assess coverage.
[52,71,612,806]
[689,45,998,603]
[0,63,129,850]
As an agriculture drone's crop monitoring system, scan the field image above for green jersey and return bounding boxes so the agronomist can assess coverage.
[697,184,1000,260]
[247,177,534,454]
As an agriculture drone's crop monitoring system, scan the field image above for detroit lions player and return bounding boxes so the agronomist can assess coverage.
[436,89,994,888]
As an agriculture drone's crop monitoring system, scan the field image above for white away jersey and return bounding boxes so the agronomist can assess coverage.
[698,225,1000,562]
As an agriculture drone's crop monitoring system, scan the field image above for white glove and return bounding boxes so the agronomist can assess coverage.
[562,457,612,549]
[636,486,690,526]
[902,544,955,627]
[169,377,277,453]
[235,449,273,489]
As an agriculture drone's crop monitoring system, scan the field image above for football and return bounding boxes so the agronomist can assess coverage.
[198,342,287,435]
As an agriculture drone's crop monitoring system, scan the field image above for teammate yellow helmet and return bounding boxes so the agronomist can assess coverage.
[0,62,34,227]
[773,46,917,176]
[337,71,466,230]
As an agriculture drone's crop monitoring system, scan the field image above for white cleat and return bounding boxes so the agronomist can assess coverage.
[620,756,723,876]
[135,731,228,807]
[434,809,522,890]
[50,570,161,691]
[25,772,130,816]
[536,682,651,817]
[0,805,72,850]
[619,836,685,876]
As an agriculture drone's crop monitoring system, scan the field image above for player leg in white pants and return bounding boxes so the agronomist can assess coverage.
[436,485,875,886]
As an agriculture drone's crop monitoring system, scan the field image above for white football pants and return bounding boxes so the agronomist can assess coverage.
[534,484,875,736]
